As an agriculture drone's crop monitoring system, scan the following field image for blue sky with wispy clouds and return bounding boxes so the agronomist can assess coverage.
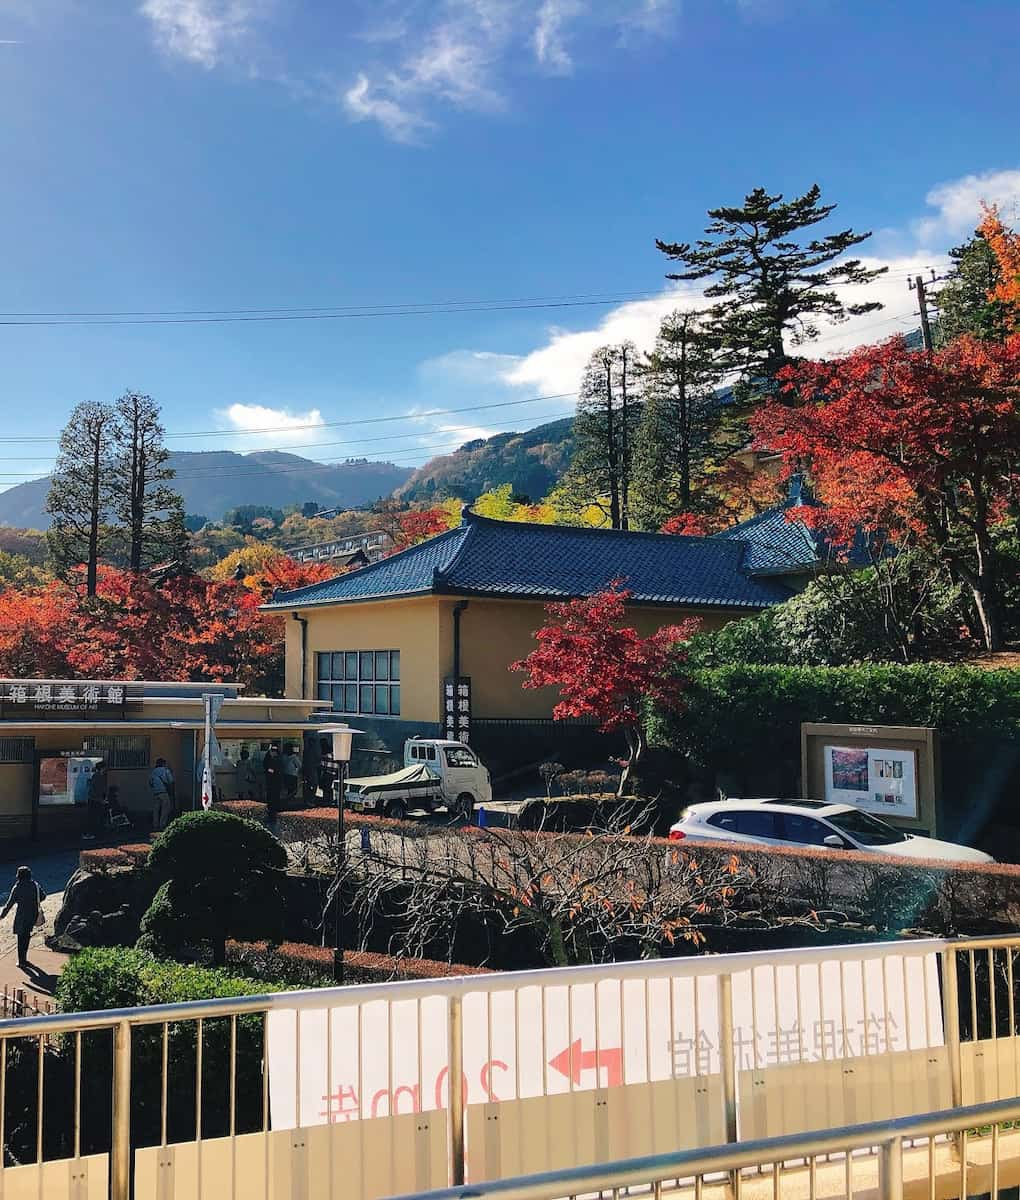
[0,0,1017,488]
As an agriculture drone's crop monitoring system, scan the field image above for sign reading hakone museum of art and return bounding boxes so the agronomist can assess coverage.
[0,680,139,721]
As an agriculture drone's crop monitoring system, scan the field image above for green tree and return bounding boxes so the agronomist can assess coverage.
[138,811,287,966]
[111,392,188,572]
[561,343,641,530]
[632,310,729,529]
[46,400,117,597]
[935,231,1011,345]
[656,185,886,387]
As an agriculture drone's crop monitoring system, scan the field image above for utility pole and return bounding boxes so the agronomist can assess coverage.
[913,274,934,352]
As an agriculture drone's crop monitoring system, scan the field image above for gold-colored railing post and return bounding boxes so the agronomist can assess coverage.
[880,1135,903,1200]
[719,974,737,1144]
[942,947,963,1110]
[448,994,466,1186]
[111,1019,132,1200]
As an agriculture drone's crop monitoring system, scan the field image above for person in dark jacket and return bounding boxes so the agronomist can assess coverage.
[263,744,283,814]
[1,866,46,969]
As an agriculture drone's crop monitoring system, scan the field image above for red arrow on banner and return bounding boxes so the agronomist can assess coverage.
[548,1039,623,1087]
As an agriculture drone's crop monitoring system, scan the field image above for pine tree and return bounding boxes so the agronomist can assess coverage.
[656,185,886,387]
[46,401,116,597]
[631,311,728,530]
[934,230,1011,345]
[111,391,188,572]
[561,344,641,530]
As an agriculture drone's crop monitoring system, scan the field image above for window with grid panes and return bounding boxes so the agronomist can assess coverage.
[315,650,400,716]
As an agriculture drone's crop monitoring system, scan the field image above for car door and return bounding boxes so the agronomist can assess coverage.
[441,745,479,801]
[706,809,784,846]
[779,812,848,848]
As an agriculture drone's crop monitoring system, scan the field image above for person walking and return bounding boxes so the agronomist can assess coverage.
[149,758,175,832]
[263,744,283,815]
[83,761,108,841]
[234,748,257,800]
[1,867,46,970]
[282,744,301,804]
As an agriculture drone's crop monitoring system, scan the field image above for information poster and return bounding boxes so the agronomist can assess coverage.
[824,745,918,819]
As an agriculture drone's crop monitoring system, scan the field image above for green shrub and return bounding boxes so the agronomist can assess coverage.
[56,946,289,1153]
[141,810,288,964]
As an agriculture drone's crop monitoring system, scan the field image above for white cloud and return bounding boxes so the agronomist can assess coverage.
[914,168,1020,244]
[343,73,436,145]
[215,402,326,448]
[140,0,262,68]
[533,0,583,75]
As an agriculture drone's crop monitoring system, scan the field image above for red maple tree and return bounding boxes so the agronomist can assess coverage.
[659,512,710,536]
[0,567,291,692]
[754,334,1020,650]
[391,507,452,552]
[512,582,699,795]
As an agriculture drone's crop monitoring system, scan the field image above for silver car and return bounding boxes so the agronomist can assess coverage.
[668,798,993,864]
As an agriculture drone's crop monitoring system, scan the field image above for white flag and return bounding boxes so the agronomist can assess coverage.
[200,761,214,811]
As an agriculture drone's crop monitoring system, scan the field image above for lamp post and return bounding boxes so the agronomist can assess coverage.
[329,723,362,985]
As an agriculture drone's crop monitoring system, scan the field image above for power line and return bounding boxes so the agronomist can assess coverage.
[0,392,578,444]
[0,412,576,480]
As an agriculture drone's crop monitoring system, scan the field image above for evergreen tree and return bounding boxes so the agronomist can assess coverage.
[111,392,188,571]
[656,185,886,387]
[934,230,1011,345]
[46,401,116,597]
[631,311,728,530]
[561,343,641,530]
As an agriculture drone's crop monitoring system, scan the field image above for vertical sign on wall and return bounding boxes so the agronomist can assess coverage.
[442,677,471,743]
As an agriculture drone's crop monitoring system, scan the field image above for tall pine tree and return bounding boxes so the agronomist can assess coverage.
[934,230,1011,345]
[46,401,116,597]
[111,391,188,572]
[560,343,641,530]
[656,185,886,387]
[632,310,728,530]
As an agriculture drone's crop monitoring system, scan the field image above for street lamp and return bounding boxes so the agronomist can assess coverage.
[324,723,363,984]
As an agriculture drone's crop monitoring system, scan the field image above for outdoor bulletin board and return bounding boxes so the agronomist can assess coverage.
[801,722,939,834]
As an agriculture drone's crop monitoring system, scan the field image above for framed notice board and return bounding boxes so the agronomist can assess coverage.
[801,722,939,835]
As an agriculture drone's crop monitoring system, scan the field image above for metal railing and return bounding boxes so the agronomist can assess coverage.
[390,1091,1020,1200]
[0,934,1015,1199]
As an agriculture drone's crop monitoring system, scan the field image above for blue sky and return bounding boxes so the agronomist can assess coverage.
[0,0,1018,490]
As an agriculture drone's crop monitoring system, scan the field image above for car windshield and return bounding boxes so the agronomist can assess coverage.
[444,747,477,768]
[827,809,908,846]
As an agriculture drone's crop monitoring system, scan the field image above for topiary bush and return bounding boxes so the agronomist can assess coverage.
[139,810,288,965]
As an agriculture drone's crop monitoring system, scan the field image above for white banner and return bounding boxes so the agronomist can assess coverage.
[267,945,943,1130]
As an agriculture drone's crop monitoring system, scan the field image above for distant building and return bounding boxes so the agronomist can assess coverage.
[263,509,802,773]
[286,530,392,567]
[0,680,326,841]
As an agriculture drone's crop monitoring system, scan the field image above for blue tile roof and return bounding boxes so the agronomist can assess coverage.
[713,504,821,575]
[265,512,794,611]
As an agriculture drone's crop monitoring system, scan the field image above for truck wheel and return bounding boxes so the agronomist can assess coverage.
[456,793,474,821]
[385,798,408,821]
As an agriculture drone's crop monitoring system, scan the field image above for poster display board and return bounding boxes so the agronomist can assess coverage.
[802,723,938,833]
[267,945,944,1130]
[824,745,918,819]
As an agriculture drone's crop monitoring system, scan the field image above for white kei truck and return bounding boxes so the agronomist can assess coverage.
[341,738,493,820]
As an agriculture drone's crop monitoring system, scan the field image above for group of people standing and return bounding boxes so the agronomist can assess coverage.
[234,743,311,815]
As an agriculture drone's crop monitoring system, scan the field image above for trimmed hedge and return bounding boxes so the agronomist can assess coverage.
[649,663,1020,840]
[226,940,492,986]
[213,799,269,822]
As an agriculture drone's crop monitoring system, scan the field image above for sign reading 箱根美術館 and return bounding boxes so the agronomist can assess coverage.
[0,680,136,721]
[441,676,471,744]
[802,722,938,833]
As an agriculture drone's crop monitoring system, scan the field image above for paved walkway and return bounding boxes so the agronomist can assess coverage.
[0,848,80,1007]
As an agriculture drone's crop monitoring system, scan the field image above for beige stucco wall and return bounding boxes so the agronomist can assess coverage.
[286,595,443,722]
[291,593,738,725]
[445,597,732,720]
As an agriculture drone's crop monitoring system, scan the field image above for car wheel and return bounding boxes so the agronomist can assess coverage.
[456,792,474,821]
[385,799,408,821]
